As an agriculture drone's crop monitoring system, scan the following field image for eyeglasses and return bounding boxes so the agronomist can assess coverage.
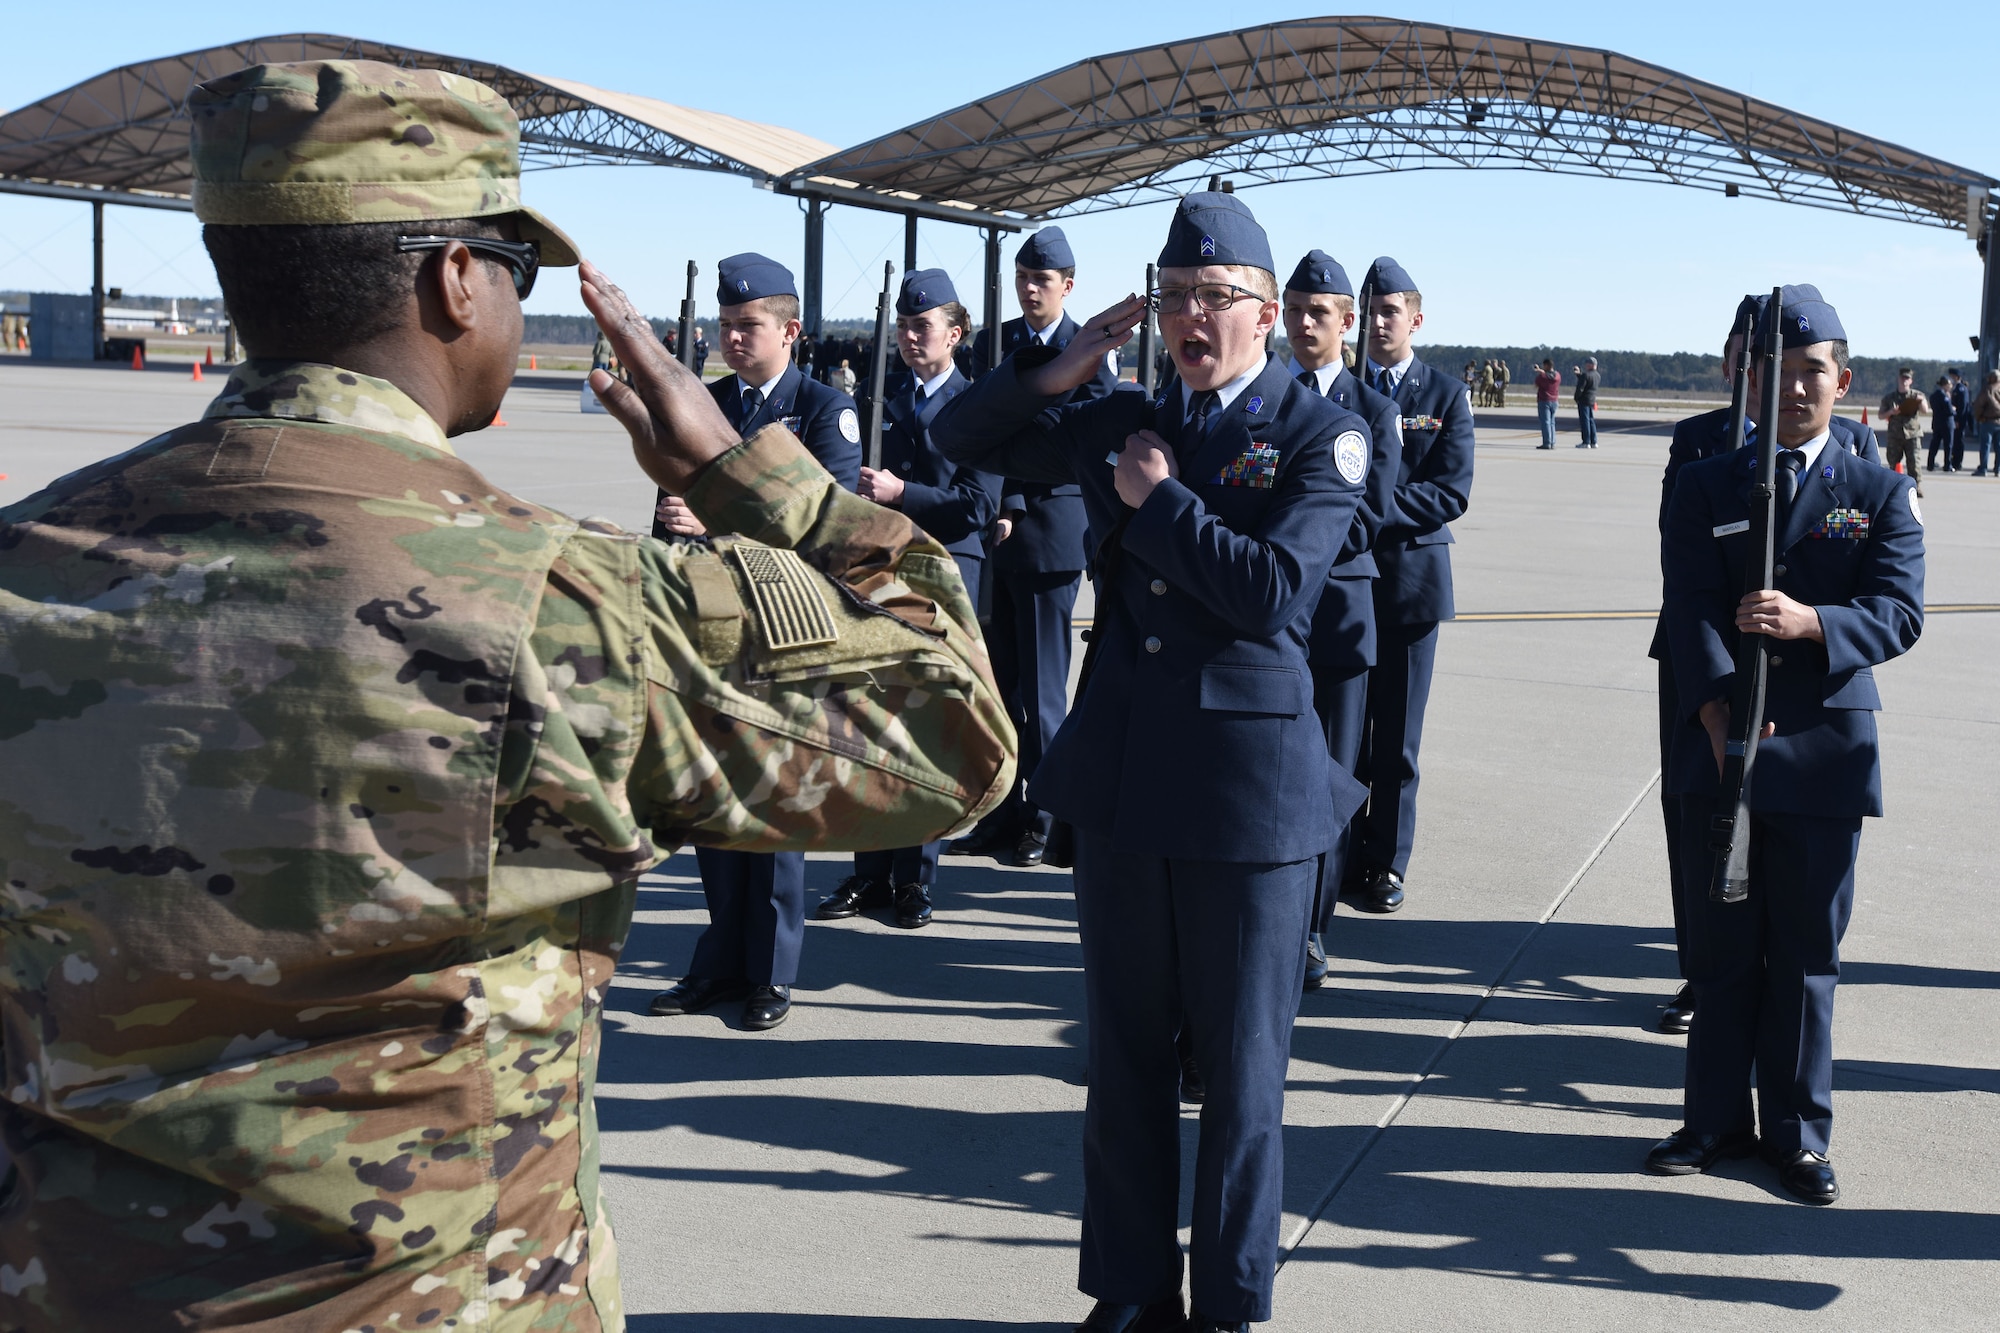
[1148,283,1265,314]
[395,235,541,299]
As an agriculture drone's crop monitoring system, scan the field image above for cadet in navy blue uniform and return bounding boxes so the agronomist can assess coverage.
[1280,250,1401,986]
[1650,289,1923,1206]
[954,226,1120,867]
[815,270,1002,929]
[647,253,864,1032]
[1345,257,1475,913]
[1647,291,1879,1038]
[934,194,1370,1333]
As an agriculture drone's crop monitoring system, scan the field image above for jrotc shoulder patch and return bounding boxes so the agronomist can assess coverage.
[838,408,861,443]
[1214,442,1281,488]
[1334,430,1368,484]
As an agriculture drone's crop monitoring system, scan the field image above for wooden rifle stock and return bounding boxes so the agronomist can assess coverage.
[1707,287,1784,904]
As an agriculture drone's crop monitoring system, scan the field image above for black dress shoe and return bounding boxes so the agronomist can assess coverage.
[648,975,752,1016]
[948,823,1017,858]
[1644,1126,1758,1175]
[743,984,791,1031]
[1657,981,1694,1035]
[1189,1317,1246,1332]
[1303,932,1328,991]
[815,875,886,920]
[1009,830,1049,867]
[1178,1050,1206,1105]
[1074,1297,1185,1331]
[892,881,933,929]
[1767,1147,1839,1205]
[1341,867,1405,914]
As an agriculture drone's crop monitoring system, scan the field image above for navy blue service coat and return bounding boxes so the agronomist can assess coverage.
[933,355,1370,865]
[879,367,1002,568]
[1371,356,1475,625]
[1662,442,1924,817]
[652,364,861,540]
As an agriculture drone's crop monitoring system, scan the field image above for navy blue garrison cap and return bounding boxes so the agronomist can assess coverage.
[1751,284,1846,348]
[1285,249,1352,297]
[716,252,796,307]
[897,268,958,317]
[1363,256,1417,295]
[1016,226,1075,271]
[1158,192,1274,273]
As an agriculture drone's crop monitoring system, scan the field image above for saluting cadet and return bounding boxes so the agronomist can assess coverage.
[955,227,1120,866]
[1345,258,1475,914]
[1280,249,1401,987]
[648,253,864,1031]
[817,270,1003,929]
[1648,291,1880,1037]
[934,193,1370,1333]
[1651,288,1923,1205]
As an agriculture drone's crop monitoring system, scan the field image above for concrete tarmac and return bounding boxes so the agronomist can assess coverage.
[3,359,1995,1329]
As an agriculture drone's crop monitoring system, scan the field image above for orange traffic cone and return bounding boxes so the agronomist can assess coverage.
[492,411,509,427]
[130,346,144,370]
[1860,406,1869,425]
[528,354,537,370]
[191,361,203,382]
[204,346,214,366]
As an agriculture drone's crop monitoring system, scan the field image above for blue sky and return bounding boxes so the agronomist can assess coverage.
[3,2,1994,359]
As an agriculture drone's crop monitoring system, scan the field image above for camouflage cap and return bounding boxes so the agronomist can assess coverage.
[189,60,579,266]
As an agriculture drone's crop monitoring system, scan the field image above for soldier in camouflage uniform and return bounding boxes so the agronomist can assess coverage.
[0,60,1012,1332]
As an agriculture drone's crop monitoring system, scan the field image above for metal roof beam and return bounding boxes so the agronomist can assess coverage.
[0,177,192,210]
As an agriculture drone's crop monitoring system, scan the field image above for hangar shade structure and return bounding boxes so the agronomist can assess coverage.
[3,20,1996,371]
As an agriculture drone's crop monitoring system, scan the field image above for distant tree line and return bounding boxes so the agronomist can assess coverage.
[1415,343,1974,401]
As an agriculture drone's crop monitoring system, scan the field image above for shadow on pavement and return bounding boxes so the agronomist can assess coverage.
[629,1319,1063,1331]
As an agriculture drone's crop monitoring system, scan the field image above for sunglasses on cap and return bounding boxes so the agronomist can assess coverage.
[395,235,540,299]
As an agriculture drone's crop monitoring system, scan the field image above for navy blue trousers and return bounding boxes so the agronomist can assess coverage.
[1072,834,1314,1323]
[988,568,1081,838]
[688,849,806,986]
[1677,797,1859,1157]
[1310,660,1371,934]
[1352,619,1439,877]
[1657,656,1688,977]
[857,552,985,888]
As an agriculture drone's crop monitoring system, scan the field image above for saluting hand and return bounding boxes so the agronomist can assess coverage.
[1019,293,1148,398]
[581,260,740,494]
[1112,429,1177,508]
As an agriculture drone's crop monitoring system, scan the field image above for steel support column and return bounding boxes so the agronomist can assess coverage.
[1980,201,2000,387]
[903,214,918,274]
[91,200,104,359]
[982,227,1003,371]
[802,198,826,338]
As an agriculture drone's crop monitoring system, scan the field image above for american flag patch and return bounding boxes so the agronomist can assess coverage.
[1214,442,1281,488]
[1808,508,1870,540]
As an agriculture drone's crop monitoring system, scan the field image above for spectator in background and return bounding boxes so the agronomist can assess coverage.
[835,358,857,396]
[1948,368,1971,471]
[692,324,710,375]
[1463,361,1477,397]
[1880,368,1928,494]
[1478,357,1496,408]
[1573,355,1601,449]
[1494,356,1510,408]
[1974,369,2000,477]
[1534,357,1561,449]
[1926,375,1956,472]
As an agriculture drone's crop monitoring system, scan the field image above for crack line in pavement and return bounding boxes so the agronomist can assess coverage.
[1276,768,1662,1266]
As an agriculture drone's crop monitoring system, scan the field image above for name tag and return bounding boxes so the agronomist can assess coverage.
[1712,520,1750,537]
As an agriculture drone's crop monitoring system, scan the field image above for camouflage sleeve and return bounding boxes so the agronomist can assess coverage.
[573,425,1014,855]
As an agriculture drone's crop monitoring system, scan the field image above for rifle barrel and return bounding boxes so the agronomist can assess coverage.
[866,261,894,471]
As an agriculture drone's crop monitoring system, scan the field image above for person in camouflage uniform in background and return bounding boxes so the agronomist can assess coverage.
[0,61,1013,1332]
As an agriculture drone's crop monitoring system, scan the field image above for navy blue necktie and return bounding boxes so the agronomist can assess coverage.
[1776,449,1805,510]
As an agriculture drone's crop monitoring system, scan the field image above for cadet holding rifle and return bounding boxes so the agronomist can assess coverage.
[1651,287,1923,1205]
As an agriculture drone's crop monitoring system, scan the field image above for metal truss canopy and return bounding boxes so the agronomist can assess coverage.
[0,33,839,203]
[797,15,1997,228]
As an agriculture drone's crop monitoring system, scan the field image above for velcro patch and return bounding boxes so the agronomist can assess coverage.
[731,545,840,651]
[1213,442,1281,488]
